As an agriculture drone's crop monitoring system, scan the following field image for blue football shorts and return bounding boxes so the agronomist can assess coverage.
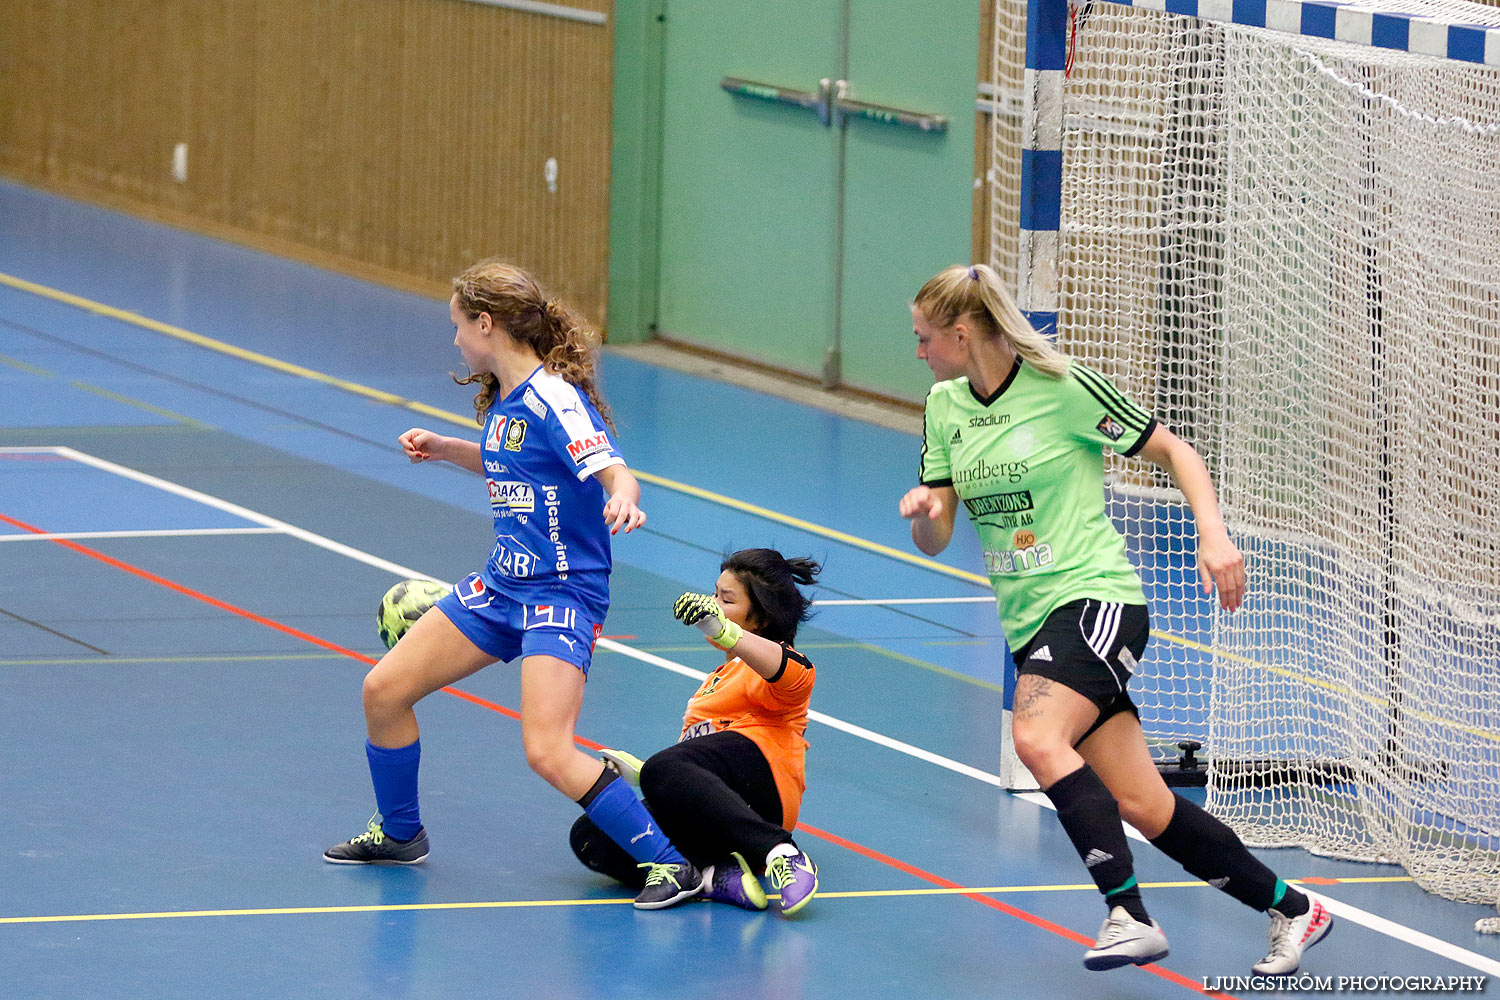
[434,572,602,674]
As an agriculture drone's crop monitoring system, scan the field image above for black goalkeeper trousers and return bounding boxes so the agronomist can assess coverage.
[570,730,790,889]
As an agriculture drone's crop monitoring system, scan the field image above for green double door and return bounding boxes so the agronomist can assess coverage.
[652,1,978,401]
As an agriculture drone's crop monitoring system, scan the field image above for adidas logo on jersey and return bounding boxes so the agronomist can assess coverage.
[950,428,963,444]
[1030,645,1052,662]
[1084,849,1114,868]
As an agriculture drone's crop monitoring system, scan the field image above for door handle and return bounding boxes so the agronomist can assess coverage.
[721,76,947,133]
[834,91,948,133]
[720,77,836,127]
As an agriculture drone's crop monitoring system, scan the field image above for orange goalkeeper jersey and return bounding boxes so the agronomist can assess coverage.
[678,644,815,830]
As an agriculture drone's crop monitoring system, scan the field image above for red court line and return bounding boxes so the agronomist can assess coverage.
[9,509,1222,996]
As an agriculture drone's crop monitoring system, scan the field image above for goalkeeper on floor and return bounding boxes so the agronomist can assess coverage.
[568,548,822,916]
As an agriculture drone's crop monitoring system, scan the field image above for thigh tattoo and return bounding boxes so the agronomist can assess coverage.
[1014,674,1054,718]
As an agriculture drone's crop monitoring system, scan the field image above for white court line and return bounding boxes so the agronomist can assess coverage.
[593,639,1012,788]
[812,597,996,606]
[0,527,284,543]
[7,447,441,583]
[7,445,1496,975]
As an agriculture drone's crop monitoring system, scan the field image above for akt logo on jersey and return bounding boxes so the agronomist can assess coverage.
[566,433,611,463]
[680,720,717,742]
[488,480,535,514]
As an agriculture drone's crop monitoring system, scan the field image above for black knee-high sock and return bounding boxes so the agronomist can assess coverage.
[1149,794,1308,917]
[1045,765,1149,923]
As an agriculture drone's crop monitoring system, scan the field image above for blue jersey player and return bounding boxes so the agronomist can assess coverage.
[325,260,704,909]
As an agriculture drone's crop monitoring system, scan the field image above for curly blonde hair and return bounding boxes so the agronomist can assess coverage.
[913,263,1069,378]
[450,260,614,429]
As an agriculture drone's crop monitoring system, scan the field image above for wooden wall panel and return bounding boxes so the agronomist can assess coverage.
[0,0,614,326]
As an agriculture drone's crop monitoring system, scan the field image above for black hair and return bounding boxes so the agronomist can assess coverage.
[720,548,821,646]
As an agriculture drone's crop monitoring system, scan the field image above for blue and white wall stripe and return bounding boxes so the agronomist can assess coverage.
[1096,0,1500,65]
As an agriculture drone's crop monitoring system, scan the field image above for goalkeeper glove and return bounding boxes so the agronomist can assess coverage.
[672,592,743,651]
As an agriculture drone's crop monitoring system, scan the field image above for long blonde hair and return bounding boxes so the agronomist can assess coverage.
[450,260,614,430]
[913,263,1070,378]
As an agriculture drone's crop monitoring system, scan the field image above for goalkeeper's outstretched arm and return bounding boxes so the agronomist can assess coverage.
[671,592,790,681]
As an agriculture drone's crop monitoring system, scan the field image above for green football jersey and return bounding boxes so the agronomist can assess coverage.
[919,358,1157,648]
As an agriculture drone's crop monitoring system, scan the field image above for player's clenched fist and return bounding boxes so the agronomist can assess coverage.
[672,592,743,651]
[899,485,945,521]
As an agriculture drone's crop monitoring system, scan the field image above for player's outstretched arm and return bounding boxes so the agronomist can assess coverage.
[1134,424,1245,611]
[398,428,483,473]
[671,593,786,680]
[900,484,958,556]
[595,464,646,535]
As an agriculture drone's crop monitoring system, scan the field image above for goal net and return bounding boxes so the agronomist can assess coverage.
[993,0,1500,903]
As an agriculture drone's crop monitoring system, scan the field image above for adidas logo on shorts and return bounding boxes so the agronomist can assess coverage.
[1030,645,1053,662]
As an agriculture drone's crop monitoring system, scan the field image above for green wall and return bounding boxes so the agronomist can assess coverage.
[609,0,979,404]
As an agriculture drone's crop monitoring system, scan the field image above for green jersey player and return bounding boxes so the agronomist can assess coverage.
[899,264,1330,977]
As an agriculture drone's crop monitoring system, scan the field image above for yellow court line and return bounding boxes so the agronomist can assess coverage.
[69,380,212,429]
[0,351,54,376]
[1149,628,1500,745]
[0,875,1412,926]
[629,641,1008,694]
[632,469,991,586]
[0,269,991,588]
[0,898,633,925]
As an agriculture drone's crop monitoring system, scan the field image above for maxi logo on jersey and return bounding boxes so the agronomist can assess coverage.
[491,535,541,579]
[566,433,611,465]
[488,480,535,515]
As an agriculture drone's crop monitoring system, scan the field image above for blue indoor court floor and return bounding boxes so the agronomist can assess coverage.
[2,177,1499,998]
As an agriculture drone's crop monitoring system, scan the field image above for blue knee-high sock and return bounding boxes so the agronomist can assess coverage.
[366,739,422,841]
[583,774,686,866]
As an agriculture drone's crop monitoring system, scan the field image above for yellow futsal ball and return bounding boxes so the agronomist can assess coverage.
[376,578,451,650]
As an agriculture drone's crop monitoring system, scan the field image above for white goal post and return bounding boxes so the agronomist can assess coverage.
[990,0,1500,905]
